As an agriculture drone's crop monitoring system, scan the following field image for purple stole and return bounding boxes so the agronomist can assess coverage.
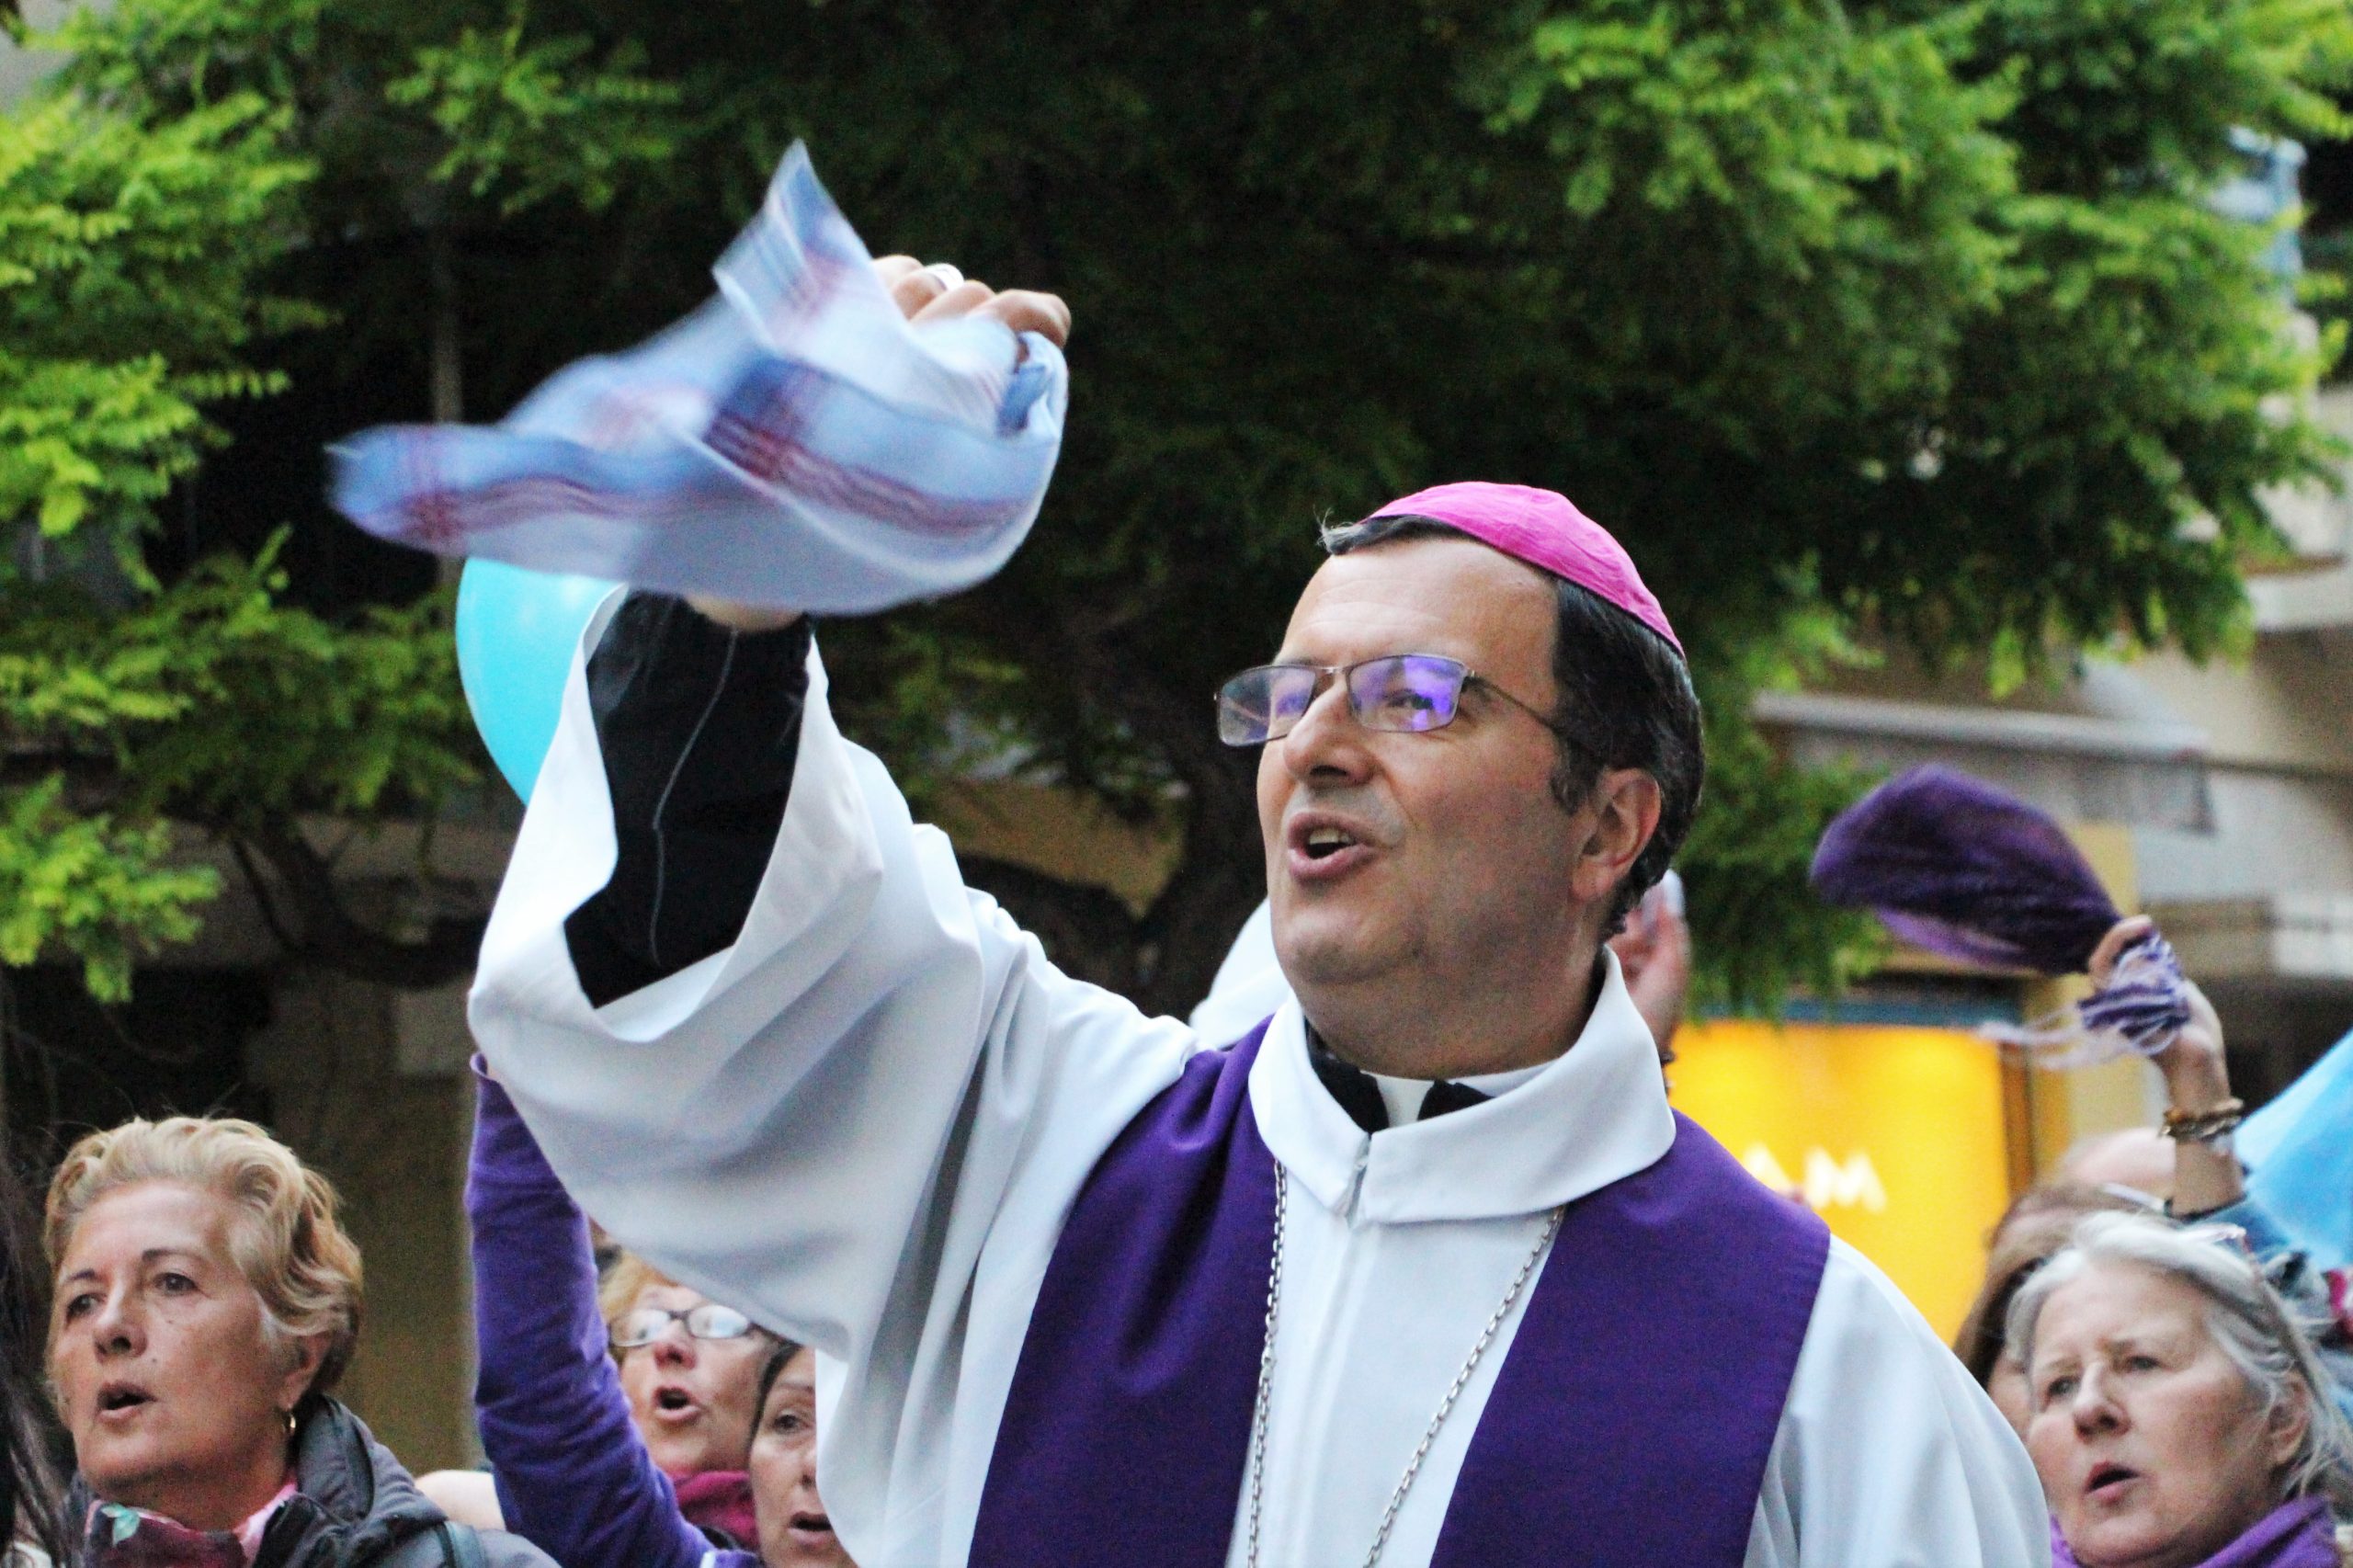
[970,1020,1832,1567]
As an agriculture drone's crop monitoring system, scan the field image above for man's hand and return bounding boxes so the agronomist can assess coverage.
[689,256,1073,632]
[871,256,1073,348]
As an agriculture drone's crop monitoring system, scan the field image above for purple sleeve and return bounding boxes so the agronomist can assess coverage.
[467,1065,718,1568]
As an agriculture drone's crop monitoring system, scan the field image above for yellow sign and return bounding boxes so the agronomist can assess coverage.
[1669,1019,2013,1342]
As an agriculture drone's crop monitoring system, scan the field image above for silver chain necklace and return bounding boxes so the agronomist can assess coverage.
[1243,1160,1568,1568]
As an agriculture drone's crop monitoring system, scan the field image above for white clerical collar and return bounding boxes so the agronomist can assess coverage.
[1365,1062,1545,1131]
[1247,951,1676,1224]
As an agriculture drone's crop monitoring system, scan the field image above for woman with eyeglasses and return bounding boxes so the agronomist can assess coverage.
[421,1062,852,1567]
[597,1256,769,1541]
[2008,1212,2353,1568]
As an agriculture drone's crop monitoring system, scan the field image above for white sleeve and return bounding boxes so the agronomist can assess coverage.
[1744,1240,2052,1568]
[468,618,1197,1476]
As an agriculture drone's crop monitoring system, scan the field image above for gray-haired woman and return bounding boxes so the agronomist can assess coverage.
[2008,1211,2353,1568]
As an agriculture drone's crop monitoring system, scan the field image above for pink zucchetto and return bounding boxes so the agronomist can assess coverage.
[1367,482,1682,658]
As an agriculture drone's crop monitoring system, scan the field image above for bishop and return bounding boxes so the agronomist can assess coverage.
[471,265,2048,1568]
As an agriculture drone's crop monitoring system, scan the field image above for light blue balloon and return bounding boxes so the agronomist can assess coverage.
[455,560,617,802]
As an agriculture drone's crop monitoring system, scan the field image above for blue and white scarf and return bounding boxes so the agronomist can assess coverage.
[331,145,1067,615]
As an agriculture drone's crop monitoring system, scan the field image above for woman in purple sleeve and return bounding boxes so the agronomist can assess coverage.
[444,1064,851,1568]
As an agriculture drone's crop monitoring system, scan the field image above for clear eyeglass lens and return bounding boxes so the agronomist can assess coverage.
[1217,665,1321,745]
[614,1303,756,1346]
[1351,655,1466,733]
[688,1304,753,1340]
[613,1310,666,1348]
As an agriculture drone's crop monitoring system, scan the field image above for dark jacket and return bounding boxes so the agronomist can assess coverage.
[68,1399,555,1568]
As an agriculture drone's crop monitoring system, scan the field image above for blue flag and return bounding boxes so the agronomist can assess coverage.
[2240,1027,2353,1273]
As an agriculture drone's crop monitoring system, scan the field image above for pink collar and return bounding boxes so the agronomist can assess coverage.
[231,1480,299,1562]
[672,1469,759,1548]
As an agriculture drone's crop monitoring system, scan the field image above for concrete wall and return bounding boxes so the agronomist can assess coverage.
[246,972,478,1473]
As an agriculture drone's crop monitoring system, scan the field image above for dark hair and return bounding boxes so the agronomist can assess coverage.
[2,1148,63,1562]
[1320,513,1704,927]
[748,1335,807,1449]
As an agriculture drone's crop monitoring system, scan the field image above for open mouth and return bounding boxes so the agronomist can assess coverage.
[96,1386,152,1416]
[2086,1462,2139,1501]
[653,1387,698,1419]
[787,1512,833,1538]
[1302,827,1358,860]
[1286,814,1374,874]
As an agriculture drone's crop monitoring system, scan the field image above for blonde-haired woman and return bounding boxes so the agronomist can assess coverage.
[44,1116,555,1568]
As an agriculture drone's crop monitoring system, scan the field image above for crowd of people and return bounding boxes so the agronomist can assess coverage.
[1,894,2347,1565]
[4,251,2353,1568]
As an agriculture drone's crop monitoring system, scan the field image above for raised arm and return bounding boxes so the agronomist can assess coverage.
[460,251,1224,1568]
[559,253,1071,1002]
[2088,917,2245,1218]
[466,1066,717,1568]
[470,573,1205,1562]
[561,596,809,1006]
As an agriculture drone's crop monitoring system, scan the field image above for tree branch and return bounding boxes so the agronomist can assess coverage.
[232,821,486,990]
[1011,616,1268,1018]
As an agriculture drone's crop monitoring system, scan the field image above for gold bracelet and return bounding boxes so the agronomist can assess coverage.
[2161,1098,2245,1143]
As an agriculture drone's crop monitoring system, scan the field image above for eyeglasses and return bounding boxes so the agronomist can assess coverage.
[1214,654,1564,747]
[611,1302,758,1350]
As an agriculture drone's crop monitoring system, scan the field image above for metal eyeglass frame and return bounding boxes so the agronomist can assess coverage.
[610,1301,758,1350]
[1213,653,1571,747]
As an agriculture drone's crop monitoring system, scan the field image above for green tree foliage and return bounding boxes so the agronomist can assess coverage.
[8,0,2350,1013]
[0,65,483,997]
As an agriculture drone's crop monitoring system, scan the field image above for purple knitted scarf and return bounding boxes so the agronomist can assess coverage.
[1811,765,2190,1065]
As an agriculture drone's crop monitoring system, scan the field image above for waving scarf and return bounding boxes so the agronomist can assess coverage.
[1810,765,2190,1066]
[331,144,1067,616]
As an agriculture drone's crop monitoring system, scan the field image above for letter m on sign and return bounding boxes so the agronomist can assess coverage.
[1802,1150,1888,1213]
